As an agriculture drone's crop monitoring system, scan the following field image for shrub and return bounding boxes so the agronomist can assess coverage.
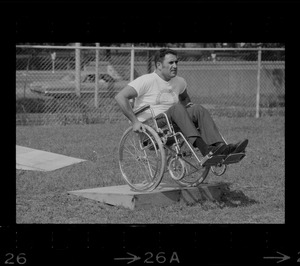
[16,97,45,113]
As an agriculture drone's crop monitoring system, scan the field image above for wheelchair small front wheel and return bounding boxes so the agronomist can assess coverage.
[211,164,227,176]
[168,157,186,181]
[173,141,210,187]
[118,124,166,192]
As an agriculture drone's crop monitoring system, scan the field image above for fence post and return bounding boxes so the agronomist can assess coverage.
[130,44,135,82]
[51,52,56,73]
[95,43,100,107]
[75,43,81,97]
[255,47,262,118]
[129,45,135,107]
[23,55,31,98]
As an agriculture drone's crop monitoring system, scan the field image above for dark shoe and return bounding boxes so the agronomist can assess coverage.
[233,139,249,153]
[208,142,227,156]
[207,142,224,152]
[221,144,237,155]
[221,139,249,155]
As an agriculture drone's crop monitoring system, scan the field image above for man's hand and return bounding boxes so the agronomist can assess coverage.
[185,102,194,108]
[132,120,146,133]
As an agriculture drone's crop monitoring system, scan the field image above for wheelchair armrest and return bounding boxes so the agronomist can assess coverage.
[134,104,151,116]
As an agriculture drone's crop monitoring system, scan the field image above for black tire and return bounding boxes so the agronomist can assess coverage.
[119,124,166,192]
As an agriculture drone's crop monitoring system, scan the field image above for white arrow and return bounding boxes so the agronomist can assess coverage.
[263,251,290,263]
[114,252,141,264]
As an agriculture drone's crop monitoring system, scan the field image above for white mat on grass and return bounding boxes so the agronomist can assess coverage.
[16,145,86,171]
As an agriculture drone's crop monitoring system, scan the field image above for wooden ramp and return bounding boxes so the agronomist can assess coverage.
[68,182,230,210]
[16,145,86,171]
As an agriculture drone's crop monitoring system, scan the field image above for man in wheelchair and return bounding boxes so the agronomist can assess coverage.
[115,48,248,160]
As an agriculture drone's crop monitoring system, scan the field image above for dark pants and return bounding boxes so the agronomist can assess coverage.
[156,103,224,146]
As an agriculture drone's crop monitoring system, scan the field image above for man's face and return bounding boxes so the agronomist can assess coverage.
[158,53,178,80]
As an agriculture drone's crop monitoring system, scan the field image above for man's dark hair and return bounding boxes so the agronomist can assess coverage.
[154,48,177,68]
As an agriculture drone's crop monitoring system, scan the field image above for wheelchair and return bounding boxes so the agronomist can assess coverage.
[118,104,246,192]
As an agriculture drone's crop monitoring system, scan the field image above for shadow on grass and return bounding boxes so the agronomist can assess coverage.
[217,182,260,208]
[181,181,259,209]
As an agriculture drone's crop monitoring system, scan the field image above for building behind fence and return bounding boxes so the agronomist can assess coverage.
[16,45,285,126]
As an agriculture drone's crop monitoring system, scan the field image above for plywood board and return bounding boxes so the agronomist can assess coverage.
[16,145,86,171]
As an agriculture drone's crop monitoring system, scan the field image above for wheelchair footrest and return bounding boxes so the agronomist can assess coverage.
[222,153,246,165]
[202,155,227,167]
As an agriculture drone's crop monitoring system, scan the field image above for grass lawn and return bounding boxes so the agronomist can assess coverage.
[16,115,284,223]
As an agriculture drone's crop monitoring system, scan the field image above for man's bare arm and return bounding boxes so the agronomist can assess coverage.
[179,89,193,107]
[115,85,145,132]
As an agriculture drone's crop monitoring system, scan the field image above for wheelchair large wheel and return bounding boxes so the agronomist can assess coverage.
[119,124,166,192]
[172,140,210,187]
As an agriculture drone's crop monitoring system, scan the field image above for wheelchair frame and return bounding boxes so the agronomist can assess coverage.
[118,104,237,192]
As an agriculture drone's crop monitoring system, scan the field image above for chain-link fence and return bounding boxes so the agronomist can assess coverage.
[16,45,285,126]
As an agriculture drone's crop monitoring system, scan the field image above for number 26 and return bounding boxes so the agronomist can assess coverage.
[5,253,27,265]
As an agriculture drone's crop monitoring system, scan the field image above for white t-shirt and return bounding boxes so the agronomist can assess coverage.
[128,72,187,121]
